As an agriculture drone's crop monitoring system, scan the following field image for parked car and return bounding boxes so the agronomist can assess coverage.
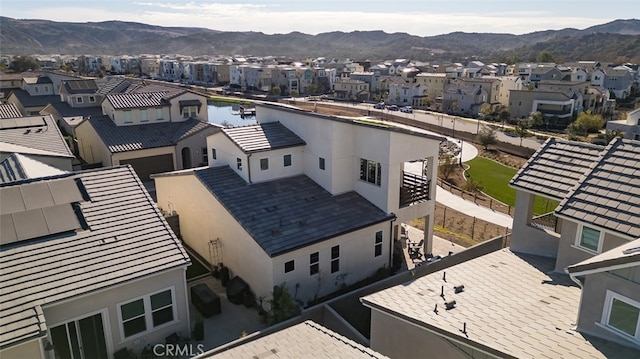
[374,102,385,109]
[387,105,399,111]
[400,106,413,113]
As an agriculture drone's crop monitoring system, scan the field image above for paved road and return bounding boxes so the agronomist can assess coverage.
[310,100,545,150]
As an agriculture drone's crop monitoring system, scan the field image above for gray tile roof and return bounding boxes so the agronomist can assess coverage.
[8,89,61,108]
[105,91,170,109]
[194,166,393,257]
[567,238,640,275]
[555,138,640,239]
[0,165,190,349]
[0,103,22,119]
[132,83,187,98]
[0,115,74,158]
[94,77,131,96]
[0,154,66,184]
[205,320,388,359]
[361,249,640,359]
[43,102,103,118]
[510,138,603,199]
[86,115,216,153]
[221,122,306,153]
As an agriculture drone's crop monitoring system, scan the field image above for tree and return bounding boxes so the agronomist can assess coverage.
[439,154,457,181]
[569,111,604,134]
[290,90,299,98]
[498,107,511,127]
[9,55,40,72]
[529,111,544,128]
[536,51,555,63]
[307,84,317,95]
[271,86,281,95]
[605,129,625,142]
[514,119,531,146]
[476,126,497,150]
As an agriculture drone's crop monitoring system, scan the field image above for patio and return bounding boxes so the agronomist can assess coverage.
[400,223,466,270]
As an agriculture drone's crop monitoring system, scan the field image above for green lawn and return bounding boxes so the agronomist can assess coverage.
[464,157,558,215]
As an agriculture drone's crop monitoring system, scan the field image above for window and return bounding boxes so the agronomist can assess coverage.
[76,97,83,104]
[44,86,49,92]
[319,157,325,170]
[374,231,383,257]
[119,288,175,339]
[359,159,382,186]
[577,225,602,252]
[603,291,640,341]
[202,148,208,165]
[89,96,96,103]
[310,252,319,275]
[236,158,242,170]
[284,154,292,167]
[35,86,39,93]
[331,245,340,273]
[260,158,269,171]
[140,109,148,122]
[156,107,163,121]
[211,148,217,160]
[284,260,294,273]
[182,106,198,118]
[123,110,132,123]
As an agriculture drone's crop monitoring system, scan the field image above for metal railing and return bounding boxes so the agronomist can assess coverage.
[400,171,431,207]
[530,212,559,233]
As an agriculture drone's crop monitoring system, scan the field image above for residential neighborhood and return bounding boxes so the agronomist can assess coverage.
[2,14,640,359]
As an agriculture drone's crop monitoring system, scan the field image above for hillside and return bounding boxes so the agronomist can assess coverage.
[1,17,639,63]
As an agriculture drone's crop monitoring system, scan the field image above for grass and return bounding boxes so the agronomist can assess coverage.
[208,97,252,105]
[464,157,558,215]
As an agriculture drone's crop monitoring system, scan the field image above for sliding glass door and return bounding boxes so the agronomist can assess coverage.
[50,312,108,359]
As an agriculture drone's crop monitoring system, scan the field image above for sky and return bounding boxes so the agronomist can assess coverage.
[2,0,638,36]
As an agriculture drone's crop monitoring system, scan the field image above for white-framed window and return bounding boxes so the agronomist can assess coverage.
[575,224,603,253]
[140,109,148,122]
[156,107,163,121]
[260,158,269,171]
[601,290,640,342]
[89,96,96,103]
[236,158,242,170]
[374,231,383,257]
[123,110,132,123]
[211,148,217,160]
[359,158,382,186]
[319,157,325,170]
[182,106,198,119]
[202,148,208,165]
[330,245,340,273]
[309,252,319,276]
[76,97,83,104]
[117,287,177,341]
[284,260,294,273]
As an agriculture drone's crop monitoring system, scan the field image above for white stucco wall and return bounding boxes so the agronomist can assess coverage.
[170,92,209,122]
[42,268,189,357]
[76,119,112,165]
[248,146,305,183]
[206,132,249,182]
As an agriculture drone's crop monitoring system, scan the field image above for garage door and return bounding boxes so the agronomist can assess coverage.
[120,154,174,181]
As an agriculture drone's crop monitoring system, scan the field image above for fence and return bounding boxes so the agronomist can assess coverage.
[437,178,513,216]
[434,202,511,246]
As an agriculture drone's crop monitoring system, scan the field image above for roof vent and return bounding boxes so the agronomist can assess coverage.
[454,285,465,294]
[623,247,640,255]
[265,206,278,212]
[24,129,31,134]
[35,128,43,133]
[445,300,457,310]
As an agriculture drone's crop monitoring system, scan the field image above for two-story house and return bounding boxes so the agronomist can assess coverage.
[153,103,444,306]
[74,85,218,180]
[607,107,640,140]
[442,84,487,115]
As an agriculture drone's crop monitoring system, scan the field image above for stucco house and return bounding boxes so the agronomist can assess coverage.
[75,85,217,180]
[0,165,191,359]
[607,107,640,140]
[442,84,487,115]
[153,103,443,306]
[0,114,75,171]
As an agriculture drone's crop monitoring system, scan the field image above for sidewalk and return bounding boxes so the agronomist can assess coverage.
[436,187,513,228]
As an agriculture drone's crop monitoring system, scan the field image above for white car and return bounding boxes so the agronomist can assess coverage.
[400,106,413,113]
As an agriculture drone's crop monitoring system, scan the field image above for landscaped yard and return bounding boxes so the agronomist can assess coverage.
[464,157,557,215]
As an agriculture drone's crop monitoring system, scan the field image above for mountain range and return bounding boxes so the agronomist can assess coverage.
[1,17,640,63]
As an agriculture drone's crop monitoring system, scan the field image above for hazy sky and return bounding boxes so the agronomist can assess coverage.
[2,0,638,36]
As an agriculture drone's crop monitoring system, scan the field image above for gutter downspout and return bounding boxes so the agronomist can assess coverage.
[247,153,252,184]
[389,214,397,269]
[568,269,584,329]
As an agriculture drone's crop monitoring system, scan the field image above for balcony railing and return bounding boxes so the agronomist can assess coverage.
[400,171,431,208]
[530,212,559,233]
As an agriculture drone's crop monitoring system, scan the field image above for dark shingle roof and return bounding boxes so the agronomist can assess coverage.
[555,138,640,239]
[0,115,74,158]
[0,103,22,119]
[8,89,61,108]
[195,166,393,257]
[62,79,98,94]
[221,122,306,153]
[94,77,131,95]
[86,115,216,153]
[0,166,190,349]
[43,102,103,118]
[510,138,603,199]
[106,92,170,109]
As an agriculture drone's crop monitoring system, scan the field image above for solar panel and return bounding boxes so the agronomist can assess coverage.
[0,117,46,130]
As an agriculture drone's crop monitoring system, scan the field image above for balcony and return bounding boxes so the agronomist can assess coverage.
[400,171,431,208]
[530,212,559,233]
